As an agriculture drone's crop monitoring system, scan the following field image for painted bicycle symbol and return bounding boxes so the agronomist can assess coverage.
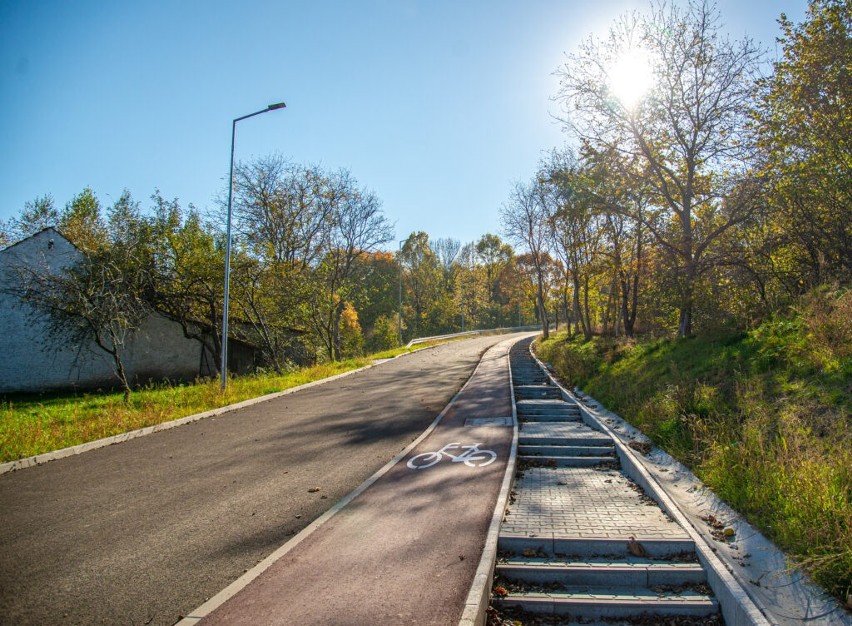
[407,442,497,470]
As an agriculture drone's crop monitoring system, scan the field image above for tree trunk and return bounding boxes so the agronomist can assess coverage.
[678,300,693,337]
[678,271,694,338]
[562,287,571,338]
[111,350,131,404]
[571,275,585,339]
[602,280,617,336]
[537,291,550,339]
[620,275,636,337]
[331,300,345,361]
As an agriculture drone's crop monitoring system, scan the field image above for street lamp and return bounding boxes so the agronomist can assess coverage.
[220,102,286,390]
[398,239,405,346]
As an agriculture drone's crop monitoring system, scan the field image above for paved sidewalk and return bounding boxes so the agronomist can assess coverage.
[179,337,522,625]
[503,466,689,540]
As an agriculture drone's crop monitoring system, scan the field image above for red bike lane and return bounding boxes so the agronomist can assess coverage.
[178,336,520,625]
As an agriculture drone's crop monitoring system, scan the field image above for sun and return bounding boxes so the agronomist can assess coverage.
[608,49,654,110]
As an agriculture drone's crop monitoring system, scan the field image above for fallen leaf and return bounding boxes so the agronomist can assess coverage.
[627,536,649,558]
[493,586,508,597]
[628,440,652,455]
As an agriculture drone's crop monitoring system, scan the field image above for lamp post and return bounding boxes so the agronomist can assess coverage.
[397,239,405,346]
[220,102,286,390]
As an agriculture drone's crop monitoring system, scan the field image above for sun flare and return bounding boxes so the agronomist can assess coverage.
[608,49,654,109]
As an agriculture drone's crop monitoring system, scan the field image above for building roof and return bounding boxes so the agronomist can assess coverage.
[0,227,75,255]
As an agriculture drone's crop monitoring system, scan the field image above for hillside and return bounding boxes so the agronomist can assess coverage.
[535,288,851,606]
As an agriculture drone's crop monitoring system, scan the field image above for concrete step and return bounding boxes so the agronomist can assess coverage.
[492,588,718,618]
[518,444,615,457]
[496,558,707,587]
[512,367,550,384]
[512,369,548,377]
[512,378,551,387]
[518,415,583,424]
[517,398,580,411]
[517,406,581,415]
[518,455,616,468]
[518,434,612,447]
[498,536,696,559]
[514,385,562,400]
[517,404,581,417]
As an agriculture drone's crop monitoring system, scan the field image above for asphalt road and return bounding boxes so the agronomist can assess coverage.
[0,334,524,626]
[196,337,519,625]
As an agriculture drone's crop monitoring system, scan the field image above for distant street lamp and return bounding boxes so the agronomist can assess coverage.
[398,239,405,346]
[221,102,286,390]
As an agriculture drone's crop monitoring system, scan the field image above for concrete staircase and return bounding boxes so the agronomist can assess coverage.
[493,338,720,622]
[513,358,616,469]
[494,535,717,620]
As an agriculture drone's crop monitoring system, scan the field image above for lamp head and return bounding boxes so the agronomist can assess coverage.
[267,102,287,111]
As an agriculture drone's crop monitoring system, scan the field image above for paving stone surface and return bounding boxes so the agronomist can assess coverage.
[503,467,690,539]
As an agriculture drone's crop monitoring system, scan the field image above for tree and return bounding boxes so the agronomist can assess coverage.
[433,237,462,275]
[753,0,852,290]
[10,219,153,402]
[59,188,108,253]
[555,0,763,336]
[2,190,157,400]
[231,156,332,268]
[399,232,441,339]
[309,171,392,360]
[350,251,401,338]
[502,180,553,338]
[514,251,559,332]
[228,157,392,363]
[475,233,514,326]
[226,157,331,366]
[146,192,226,374]
[541,151,603,340]
[454,242,488,331]
[1,195,58,246]
[581,147,650,337]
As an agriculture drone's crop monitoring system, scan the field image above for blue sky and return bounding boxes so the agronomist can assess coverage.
[1,0,806,247]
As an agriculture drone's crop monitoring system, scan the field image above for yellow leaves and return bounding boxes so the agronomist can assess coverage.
[340,302,361,333]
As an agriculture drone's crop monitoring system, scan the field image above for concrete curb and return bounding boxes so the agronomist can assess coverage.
[0,346,444,476]
[458,337,522,626]
[529,346,772,626]
[175,339,504,625]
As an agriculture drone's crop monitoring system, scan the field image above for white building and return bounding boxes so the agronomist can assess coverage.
[0,228,216,393]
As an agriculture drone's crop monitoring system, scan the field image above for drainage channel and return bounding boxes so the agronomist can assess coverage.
[488,337,722,624]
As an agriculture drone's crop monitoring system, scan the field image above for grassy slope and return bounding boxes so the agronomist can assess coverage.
[536,290,851,605]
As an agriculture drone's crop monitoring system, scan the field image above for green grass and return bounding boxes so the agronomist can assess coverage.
[0,358,371,463]
[0,340,456,465]
[535,288,851,605]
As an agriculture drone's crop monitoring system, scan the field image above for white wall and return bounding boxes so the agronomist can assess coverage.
[0,229,206,393]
